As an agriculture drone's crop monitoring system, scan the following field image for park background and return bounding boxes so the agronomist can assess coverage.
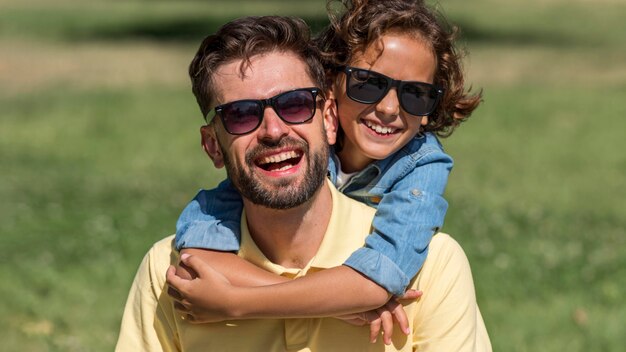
[1,0,624,350]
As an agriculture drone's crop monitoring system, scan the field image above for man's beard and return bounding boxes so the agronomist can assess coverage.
[220,136,329,209]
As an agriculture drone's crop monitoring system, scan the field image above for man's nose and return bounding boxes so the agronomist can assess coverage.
[375,88,401,119]
[257,107,289,142]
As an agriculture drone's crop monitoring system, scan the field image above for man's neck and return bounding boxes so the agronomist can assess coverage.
[242,182,332,269]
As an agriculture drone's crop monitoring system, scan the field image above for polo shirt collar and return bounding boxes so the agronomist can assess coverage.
[238,179,369,277]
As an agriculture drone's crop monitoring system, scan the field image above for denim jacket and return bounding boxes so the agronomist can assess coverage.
[175,132,452,296]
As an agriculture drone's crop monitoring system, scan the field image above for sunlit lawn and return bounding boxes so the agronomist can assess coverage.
[1,0,624,351]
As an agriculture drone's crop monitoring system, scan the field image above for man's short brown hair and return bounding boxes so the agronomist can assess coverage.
[189,16,327,119]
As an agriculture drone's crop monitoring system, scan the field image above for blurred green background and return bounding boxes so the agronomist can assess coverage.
[1,0,624,350]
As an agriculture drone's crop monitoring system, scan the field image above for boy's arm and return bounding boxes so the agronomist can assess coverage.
[175,179,242,252]
[169,256,390,319]
[170,253,412,344]
[344,142,453,296]
[174,179,390,313]
[176,179,286,286]
[177,248,288,286]
[176,180,388,310]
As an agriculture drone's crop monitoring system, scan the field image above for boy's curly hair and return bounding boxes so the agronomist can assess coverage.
[316,0,482,137]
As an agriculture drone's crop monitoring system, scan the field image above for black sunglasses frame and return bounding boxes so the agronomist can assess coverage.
[337,66,444,116]
[209,87,323,135]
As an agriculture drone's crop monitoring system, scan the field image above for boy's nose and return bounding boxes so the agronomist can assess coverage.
[375,88,401,118]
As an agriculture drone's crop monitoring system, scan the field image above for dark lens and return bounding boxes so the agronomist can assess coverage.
[275,90,315,123]
[347,69,388,103]
[400,83,437,116]
[221,101,262,134]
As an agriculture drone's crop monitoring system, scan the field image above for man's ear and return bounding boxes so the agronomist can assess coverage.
[200,124,225,168]
[322,96,339,146]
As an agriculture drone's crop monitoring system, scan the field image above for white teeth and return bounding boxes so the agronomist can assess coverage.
[364,120,397,135]
[274,164,293,171]
[259,150,299,165]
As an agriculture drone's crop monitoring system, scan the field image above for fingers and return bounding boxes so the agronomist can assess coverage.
[399,289,423,301]
[166,265,188,293]
[178,312,199,324]
[173,301,189,313]
[167,265,193,308]
[168,285,183,301]
[388,301,411,335]
[178,253,200,279]
[367,311,382,344]
[340,296,418,345]
[377,307,394,345]
[172,297,205,324]
[166,253,206,290]
[172,296,208,324]
[367,300,414,345]
[365,309,392,345]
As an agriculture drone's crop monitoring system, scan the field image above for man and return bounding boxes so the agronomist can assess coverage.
[116,16,490,351]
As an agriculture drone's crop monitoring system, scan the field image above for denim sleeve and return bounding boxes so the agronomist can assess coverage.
[174,179,243,252]
[343,149,452,296]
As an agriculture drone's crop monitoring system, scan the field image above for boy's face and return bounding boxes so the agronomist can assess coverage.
[333,32,436,172]
[201,51,337,209]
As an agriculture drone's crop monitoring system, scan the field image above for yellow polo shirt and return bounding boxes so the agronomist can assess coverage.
[116,182,491,351]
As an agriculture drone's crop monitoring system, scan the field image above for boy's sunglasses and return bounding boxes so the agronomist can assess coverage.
[209,87,323,135]
[337,66,444,116]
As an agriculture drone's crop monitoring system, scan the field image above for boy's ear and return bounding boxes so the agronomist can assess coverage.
[200,124,224,168]
[322,96,339,146]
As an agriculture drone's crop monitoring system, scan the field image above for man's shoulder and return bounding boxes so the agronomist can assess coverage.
[150,234,176,253]
[430,232,454,246]
[142,235,177,274]
[430,233,464,255]
[424,233,470,273]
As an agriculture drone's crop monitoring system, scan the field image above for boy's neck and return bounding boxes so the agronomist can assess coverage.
[336,145,371,173]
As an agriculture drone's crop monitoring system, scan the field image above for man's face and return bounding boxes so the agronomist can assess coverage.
[202,51,337,209]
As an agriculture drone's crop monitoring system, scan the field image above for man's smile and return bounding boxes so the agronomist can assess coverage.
[254,149,304,173]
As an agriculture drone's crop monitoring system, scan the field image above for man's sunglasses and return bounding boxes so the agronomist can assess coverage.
[209,87,322,135]
[337,66,444,116]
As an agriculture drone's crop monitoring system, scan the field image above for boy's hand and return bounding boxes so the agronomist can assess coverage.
[166,253,235,323]
[334,289,422,345]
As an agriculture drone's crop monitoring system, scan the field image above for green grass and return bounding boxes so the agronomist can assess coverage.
[1,0,624,350]
[446,87,626,351]
[0,87,215,351]
[0,0,329,42]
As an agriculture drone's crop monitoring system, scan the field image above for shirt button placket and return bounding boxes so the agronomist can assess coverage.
[284,319,311,350]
